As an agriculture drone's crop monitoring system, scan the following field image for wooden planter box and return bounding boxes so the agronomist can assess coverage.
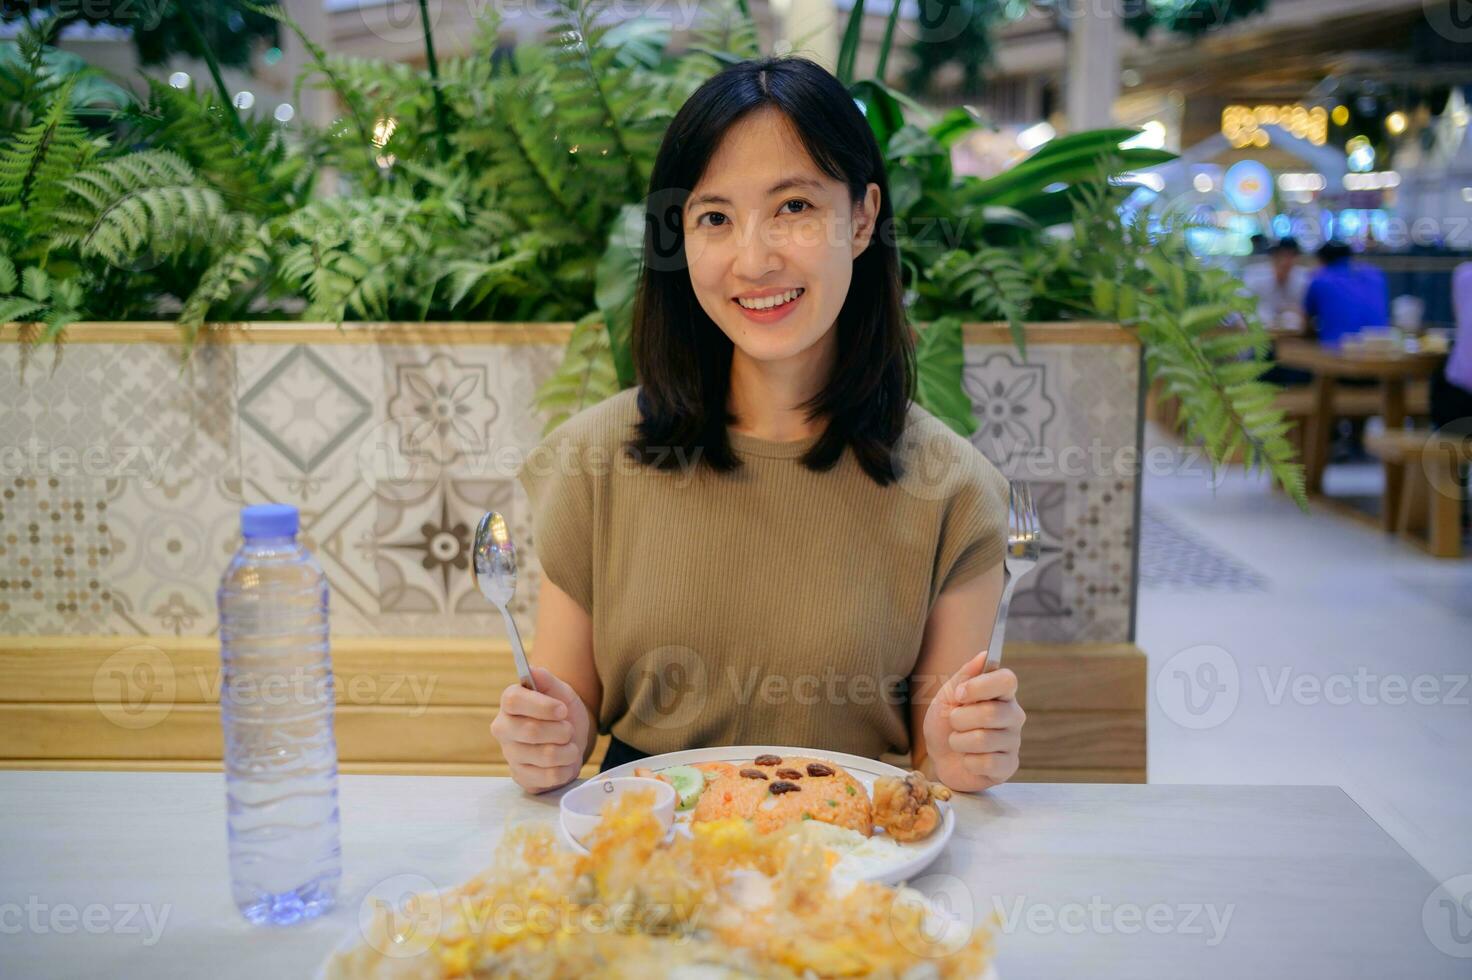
[1,321,1147,782]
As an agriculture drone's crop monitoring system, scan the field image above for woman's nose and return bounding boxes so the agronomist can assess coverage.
[731,219,782,280]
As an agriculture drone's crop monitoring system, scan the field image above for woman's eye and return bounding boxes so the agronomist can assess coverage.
[694,200,812,226]
[779,199,812,215]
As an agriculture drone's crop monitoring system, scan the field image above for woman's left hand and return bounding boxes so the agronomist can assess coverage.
[922,652,1025,793]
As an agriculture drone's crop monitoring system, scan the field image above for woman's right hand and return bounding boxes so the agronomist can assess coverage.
[490,666,592,793]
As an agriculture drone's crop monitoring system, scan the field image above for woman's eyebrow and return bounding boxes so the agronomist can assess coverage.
[686,176,825,211]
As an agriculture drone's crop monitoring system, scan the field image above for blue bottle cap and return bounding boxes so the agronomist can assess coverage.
[241,503,299,539]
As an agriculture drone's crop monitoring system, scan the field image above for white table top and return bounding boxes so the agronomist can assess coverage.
[0,772,1462,979]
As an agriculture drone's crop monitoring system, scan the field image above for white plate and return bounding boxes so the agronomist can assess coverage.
[318,748,969,978]
[593,744,955,887]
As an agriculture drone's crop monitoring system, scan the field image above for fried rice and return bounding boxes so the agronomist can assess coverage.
[691,755,874,837]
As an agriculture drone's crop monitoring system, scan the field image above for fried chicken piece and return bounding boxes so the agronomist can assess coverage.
[872,770,952,842]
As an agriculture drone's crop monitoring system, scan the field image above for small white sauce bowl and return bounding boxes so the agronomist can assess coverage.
[559,776,676,850]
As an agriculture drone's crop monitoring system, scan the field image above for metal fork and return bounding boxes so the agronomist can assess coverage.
[983,481,1041,672]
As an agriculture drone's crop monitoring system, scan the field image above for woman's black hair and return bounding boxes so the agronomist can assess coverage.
[626,56,914,485]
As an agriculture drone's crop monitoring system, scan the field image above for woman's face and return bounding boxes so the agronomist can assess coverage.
[683,107,880,372]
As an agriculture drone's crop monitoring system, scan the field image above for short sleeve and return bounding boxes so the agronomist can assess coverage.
[516,426,595,614]
[1303,278,1321,317]
[932,450,1010,601]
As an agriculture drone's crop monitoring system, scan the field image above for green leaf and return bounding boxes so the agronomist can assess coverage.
[38,306,79,344]
[848,79,907,151]
[888,166,922,217]
[594,202,643,388]
[1117,285,1139,323]
[835,0,866,85]
[601,17,671,70]
[534,311,621,432]
[961,144,1175,210]
[1024,128,1157,166]
[929,105,986,149]
[20,266,48,301]
[885,124,945,161]
[0,296,45,325]
[913,316,977,437]
[918,247,1031,359]
[874,0,904,81]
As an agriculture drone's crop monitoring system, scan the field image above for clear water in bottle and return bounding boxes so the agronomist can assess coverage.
[218,503,341,925]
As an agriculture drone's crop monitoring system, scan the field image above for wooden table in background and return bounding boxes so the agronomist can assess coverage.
[1274,339,1447,528]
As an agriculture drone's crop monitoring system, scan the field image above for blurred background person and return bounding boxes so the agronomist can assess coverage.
[1303,240,1390,347]
[1304,241,1389,461]
[1433,260,1472,433]
[1242,233,1271,278]
[1245,237,1309,334]
[1251,238,1313,387]
[1430,260,1472,533]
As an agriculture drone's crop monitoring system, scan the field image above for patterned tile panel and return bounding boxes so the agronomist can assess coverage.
[964,342,1140,644]
[2,336,1139,644]
[239,346,372,474]
[0,473,122,635]
[235,343,386,636]
[371,472,531,620]
[365,344,559,637]
[105,472,242,636]
[1,341,241,636]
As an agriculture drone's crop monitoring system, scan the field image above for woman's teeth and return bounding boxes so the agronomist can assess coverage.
[736,288,803,310]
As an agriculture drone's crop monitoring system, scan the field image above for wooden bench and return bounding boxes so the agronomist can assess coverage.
[1274,382,1431,458]
[0,636,1147,784]
[1365,429,1472,558]
[1148,380,1430,462]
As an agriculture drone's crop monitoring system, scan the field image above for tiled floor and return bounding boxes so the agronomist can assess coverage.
[1137,428,1472,887]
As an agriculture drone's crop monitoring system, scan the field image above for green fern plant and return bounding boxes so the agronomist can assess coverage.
[1039,174,1306,504]
[0,75,98,237]
[914,247,1033,357]
[0,15,323,340]
[175,216,274,335]
[533,310,622,432]
[545,0,668,204]
[913,315,977,435]
[113,76,315,217]
[0,67,101,341]
[0,16,131,139]
[237,0,708,330]
[50,150,228,267]
[0,252,84,342]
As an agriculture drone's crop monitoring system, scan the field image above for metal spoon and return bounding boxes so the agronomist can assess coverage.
[472,511,538,692]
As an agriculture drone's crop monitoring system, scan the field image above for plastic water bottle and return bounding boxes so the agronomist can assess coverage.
[218,503,341,925]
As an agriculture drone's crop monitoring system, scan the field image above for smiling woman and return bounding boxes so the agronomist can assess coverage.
[492,57,1024,799]
[630,60,905,481]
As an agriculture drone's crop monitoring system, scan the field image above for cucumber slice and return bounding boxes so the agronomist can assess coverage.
[664,765,705,810]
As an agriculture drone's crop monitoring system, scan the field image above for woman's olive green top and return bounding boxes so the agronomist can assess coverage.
[516,387,1009,762]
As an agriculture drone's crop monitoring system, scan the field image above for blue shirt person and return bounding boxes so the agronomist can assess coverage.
[1303,240,1389,346]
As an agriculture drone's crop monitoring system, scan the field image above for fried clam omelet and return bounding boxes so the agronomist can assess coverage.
[328,789,993,979]
[692,755,874,836]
